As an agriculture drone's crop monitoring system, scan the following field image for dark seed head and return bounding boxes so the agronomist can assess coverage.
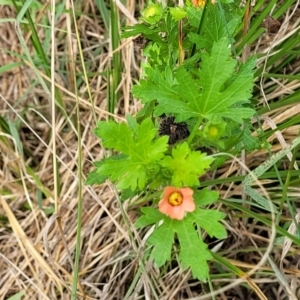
[133,36,149,49]
[159,116,190,145]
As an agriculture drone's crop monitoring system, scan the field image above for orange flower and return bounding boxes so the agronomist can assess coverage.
[192,0,216,7]
[159,186,196,220]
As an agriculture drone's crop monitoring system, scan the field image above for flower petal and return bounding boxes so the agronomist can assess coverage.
[182,197,196,212]
[180,187,194,197]
[158,198,171,214]
[163,186,177,197]
[168,205,185,220]
[159,186,196,220]
[191,0,199,7]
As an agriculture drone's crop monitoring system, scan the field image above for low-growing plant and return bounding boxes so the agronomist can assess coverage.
[87,0,260,281]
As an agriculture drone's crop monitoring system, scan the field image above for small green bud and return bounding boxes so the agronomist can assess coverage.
[203,122,225,140]
[146,164,160,175]
[169,7,187,21]
[141,4,163,25]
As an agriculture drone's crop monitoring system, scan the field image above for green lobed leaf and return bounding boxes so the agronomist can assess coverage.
[148,221,174,267]
[135,207,164,228]
[138,211,214,281]
[192,209,227,239]
[86,169,107,185]
[187,3,240,50]
[136,195,226,281]
[196,38,236,114]
[126,113,138,135]
[154,38,255,123]
[132,66,180,104]
[207,56,256,115]
[120,188,137,201]
[220,107,255,123]
[95,121,134,154]
[136,101,156,123]
[173,219,212,281]
[95,118,168,190]
[241,128,261,152]
[194,188,219,206]
[99,159,147,190]
[160,142,214,187]
[86,158,121,185]
[185,6,203,28]
[234,121,261,151]
[153,98,194,119]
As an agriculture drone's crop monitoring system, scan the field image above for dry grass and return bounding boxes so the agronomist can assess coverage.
[0,1,300,299]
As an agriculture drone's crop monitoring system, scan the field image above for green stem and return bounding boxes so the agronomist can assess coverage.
[187,117,203,146]
[191,0,209,57]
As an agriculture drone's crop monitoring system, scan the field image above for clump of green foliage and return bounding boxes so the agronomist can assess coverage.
[87,1,258,281]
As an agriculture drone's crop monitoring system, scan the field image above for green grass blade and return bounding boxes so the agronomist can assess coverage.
[220,200,300,245]
[95,0,109,30]
[11,0,65,110]
[108,0,121,114]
